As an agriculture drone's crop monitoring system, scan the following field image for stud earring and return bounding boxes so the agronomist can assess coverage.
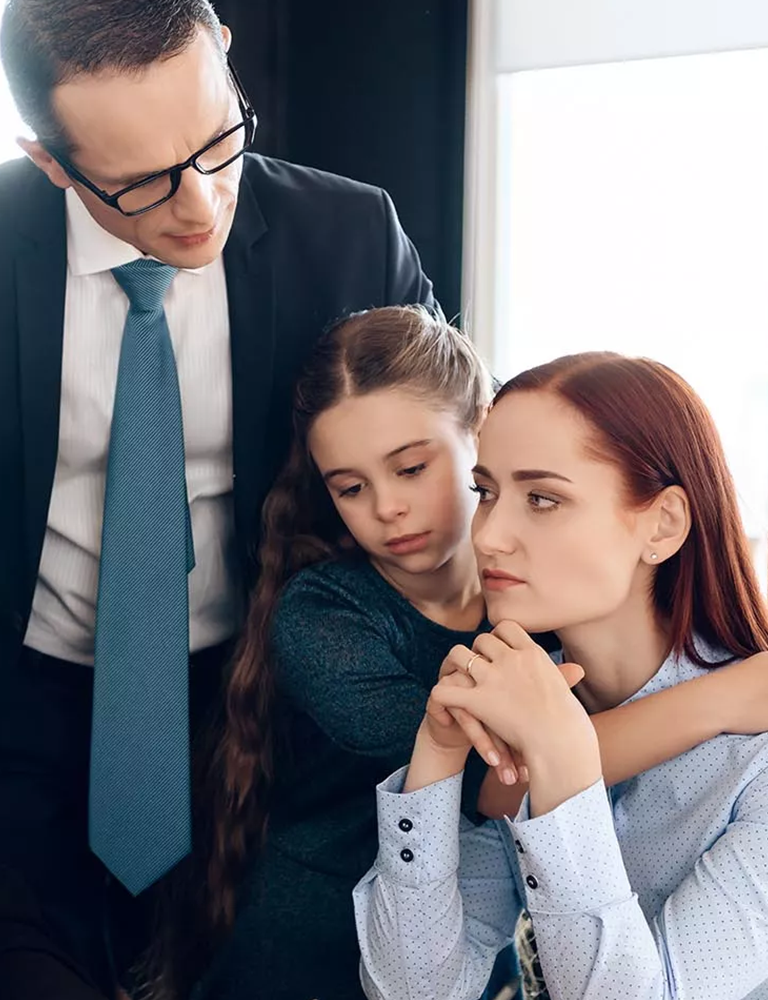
[650,552,659,561]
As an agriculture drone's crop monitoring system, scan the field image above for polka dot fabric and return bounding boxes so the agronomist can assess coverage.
[354,767,519,1000]
[355,645,768,999]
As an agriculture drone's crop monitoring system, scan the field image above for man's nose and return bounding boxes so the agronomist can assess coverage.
[171,167,218,227]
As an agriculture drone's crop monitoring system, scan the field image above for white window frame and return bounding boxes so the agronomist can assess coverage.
[462,0,768,372]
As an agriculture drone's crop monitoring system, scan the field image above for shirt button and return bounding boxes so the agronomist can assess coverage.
[526,875,539,889]
[398,818,413,833]
[515,839,525,854]
[400,848,414,863]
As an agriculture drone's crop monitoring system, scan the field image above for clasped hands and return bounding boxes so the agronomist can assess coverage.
[425,621,600,803]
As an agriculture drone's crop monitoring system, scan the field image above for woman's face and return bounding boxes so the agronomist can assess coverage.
[472,390,656,632]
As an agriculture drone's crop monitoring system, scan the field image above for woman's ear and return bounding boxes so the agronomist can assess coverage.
[642,486,691,565]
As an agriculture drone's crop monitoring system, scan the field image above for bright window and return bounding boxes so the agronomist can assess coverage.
[466,5,768,590]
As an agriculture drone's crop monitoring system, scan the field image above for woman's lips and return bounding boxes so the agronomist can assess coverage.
[482,569,526,591]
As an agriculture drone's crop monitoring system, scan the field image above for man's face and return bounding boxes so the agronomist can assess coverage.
[23,26,243,268]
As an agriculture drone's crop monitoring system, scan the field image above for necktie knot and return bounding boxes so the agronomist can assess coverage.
[112,258,178,313]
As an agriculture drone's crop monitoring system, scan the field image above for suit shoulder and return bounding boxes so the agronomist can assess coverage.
[241,153,384,213]
[0,157,62,236]
[0,156,39,203]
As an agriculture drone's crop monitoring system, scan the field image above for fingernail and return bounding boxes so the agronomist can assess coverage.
[519,766,530,783]
[488,751,501,767]
[503,768,517,785]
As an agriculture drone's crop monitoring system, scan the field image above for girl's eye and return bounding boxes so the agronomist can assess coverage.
[469,483,493,503]
[528,492,560,512]
[338,483,363,499]
[398,462,427,478]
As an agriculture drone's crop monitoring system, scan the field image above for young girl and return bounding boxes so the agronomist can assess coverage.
[355,351,768,1000]
[153,316,768,1000]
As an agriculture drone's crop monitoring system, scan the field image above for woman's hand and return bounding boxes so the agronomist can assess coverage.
[430,621,602,816]
[435,650,527,785]
[404,668,519,794]
[424,669,519,779]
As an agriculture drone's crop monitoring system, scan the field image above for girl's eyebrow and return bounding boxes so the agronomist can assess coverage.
[385,438,432,460]
[324,440,433,481]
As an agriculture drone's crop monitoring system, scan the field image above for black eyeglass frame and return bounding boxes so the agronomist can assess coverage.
[49,58,257,217]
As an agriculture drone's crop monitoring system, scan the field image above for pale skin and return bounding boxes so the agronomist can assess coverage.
[406,389,768,820]
[19,25,242,270]
[309,387,768,808]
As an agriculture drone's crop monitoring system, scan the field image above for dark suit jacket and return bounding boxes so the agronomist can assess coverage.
[0,152,434,672]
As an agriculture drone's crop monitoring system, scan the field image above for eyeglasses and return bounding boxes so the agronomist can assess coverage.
[50,58,257,217]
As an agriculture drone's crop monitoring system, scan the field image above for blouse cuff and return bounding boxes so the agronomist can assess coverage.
[375,766,464,887]
[507,779,634,913]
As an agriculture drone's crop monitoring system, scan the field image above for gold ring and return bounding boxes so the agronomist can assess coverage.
[465,653,481,678]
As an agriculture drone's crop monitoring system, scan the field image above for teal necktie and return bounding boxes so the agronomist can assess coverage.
[90,258,195,896]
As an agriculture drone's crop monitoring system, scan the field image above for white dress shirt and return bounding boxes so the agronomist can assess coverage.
[355,640,768,1000]
[24,188,239,665]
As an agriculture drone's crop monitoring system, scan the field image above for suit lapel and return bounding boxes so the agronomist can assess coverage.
[14,169,68,591]
[223,160,275,575]
[14,158,274,594]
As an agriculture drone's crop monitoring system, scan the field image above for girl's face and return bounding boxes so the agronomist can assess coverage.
[308,389,479,575]
[472,390,658,632]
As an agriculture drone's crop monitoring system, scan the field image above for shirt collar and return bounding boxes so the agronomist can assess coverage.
[65,187,210,278]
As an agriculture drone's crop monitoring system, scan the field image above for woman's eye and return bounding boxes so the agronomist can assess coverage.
[338,483,363,498]
[528,492,559,512]
[469,484,493,502]
[399,463,427,477]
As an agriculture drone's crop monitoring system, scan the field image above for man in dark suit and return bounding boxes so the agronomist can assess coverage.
[0,1,434,997]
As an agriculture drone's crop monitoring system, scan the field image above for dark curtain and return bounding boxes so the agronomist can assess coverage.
[215,0,469,322]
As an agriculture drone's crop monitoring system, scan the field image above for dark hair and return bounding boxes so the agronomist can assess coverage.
[0,0,224,152]
[140,305,493,998]
[495,352,768,665]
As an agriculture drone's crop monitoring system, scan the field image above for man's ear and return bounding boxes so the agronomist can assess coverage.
[17,137,72,190]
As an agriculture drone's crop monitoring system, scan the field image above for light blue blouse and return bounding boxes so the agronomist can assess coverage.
[354,643,768,999]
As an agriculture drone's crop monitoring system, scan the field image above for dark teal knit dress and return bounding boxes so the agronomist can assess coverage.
[195,554,496,1000]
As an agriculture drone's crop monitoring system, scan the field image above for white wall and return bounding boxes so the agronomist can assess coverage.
[496,0,768,72]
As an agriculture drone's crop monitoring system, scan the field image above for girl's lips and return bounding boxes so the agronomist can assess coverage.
[385,532,431,555]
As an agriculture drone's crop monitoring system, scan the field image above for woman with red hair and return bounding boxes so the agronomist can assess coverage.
[356,352,768,1000]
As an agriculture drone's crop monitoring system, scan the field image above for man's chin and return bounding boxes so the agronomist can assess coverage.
[156,206,237,269]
